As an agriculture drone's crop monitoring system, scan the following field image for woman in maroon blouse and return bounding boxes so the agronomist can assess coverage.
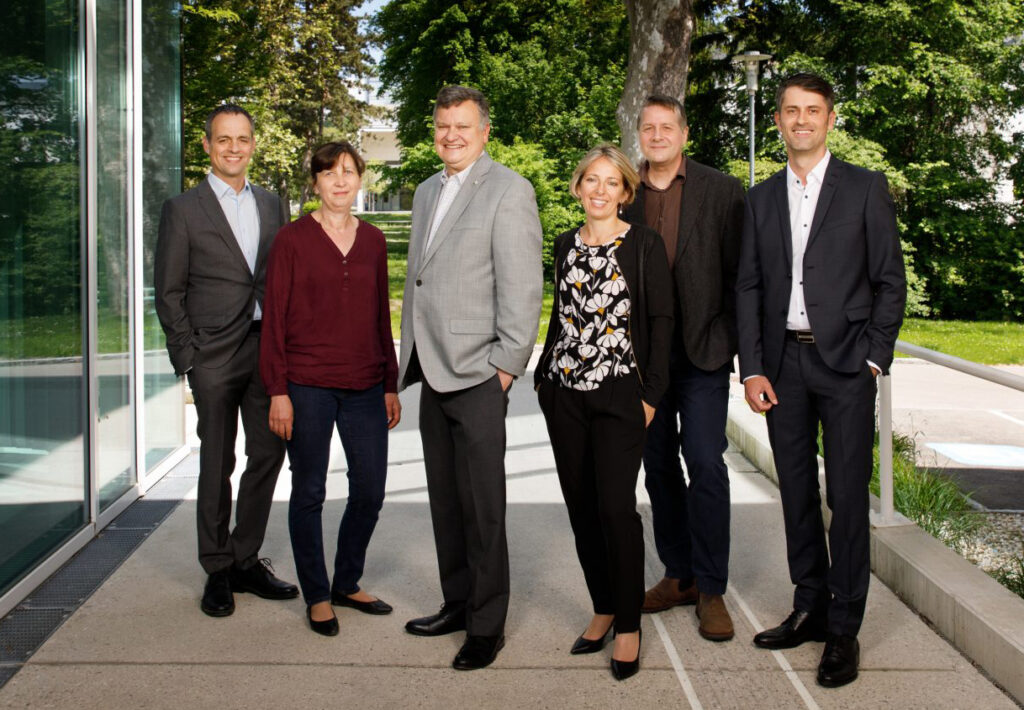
[260,141,400,636]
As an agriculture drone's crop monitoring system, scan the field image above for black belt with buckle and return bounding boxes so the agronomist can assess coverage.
[787,329,814,344]
[249,320,262,334]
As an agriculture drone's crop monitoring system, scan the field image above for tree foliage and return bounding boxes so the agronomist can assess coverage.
[182,0,372,205]
[689,0,1024,319]
[375,0,627,274]
[375,0,628,166]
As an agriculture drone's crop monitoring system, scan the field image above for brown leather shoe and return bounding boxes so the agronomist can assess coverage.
[696,593,734,641]
[642,577,698,613]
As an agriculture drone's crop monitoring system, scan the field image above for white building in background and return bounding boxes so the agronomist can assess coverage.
[352,80,407,212]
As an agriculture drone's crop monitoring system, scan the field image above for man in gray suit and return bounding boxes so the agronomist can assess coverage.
[399,85,543,670]
[155,105,298,618]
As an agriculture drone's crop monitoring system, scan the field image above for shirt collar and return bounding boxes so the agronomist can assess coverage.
[639,155,687,191]
[786,150,831,189]
[439,154,482,187]
[207,172,252,198]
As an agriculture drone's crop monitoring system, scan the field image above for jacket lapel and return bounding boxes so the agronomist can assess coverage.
[677,158,706,263]
[253,188,278,278]
[419,153,493,271]
[198,178,252,273]
[804,158,843,253]
[772,171,793,268]
[409,175,440,273]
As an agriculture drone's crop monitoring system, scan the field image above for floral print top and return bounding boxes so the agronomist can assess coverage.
[549,229,634,390]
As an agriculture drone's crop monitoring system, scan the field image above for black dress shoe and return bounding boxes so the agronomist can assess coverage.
[331,590,393,615]
[570,626,611,655]
[230,558,299,600]
[306,606,340,637]
[200,570,234,617]
[452,634,505,670]
[610,629,641,681]
[405,602,467,636]
[817,634,859,687]
[753,609,827,649]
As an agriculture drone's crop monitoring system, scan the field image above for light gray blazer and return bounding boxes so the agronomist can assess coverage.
[398,152,543,393]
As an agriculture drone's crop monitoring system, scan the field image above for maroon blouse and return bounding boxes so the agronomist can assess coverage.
[260,214,398,396]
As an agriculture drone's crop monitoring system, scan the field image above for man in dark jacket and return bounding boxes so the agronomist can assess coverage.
[622,95,746,642]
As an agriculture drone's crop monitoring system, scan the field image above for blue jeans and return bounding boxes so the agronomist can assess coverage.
[286,382,388,605]
[641,342,731,595]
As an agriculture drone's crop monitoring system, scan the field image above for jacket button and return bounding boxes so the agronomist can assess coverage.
[416,279,422,286]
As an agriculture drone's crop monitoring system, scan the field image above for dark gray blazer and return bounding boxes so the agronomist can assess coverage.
[154,178,289,375]
[622,157,746,372]
[735,157,906,381]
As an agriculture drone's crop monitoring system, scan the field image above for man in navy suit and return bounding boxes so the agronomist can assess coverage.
[736,73,905,687]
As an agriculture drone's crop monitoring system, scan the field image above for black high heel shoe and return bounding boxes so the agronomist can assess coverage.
[307,605,339,637]
[610,629,641,681]
[570,625,612,655]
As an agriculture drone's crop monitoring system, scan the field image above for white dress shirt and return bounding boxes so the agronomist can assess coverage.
[424,156,481,255]
[208,173,262,319]
[786,151,830,331]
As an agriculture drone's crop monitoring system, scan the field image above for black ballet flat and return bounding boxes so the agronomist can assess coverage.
[610,629,642,681]
[570,626,611,655]
[307,606,339,637]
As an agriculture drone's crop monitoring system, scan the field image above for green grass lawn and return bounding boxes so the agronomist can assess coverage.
[898,318,1024,365]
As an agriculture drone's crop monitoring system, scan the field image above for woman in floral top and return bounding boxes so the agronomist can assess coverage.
[535,144,674,680]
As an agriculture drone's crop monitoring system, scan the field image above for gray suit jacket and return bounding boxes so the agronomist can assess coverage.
[154,177,289,375]
[398,153,543,393]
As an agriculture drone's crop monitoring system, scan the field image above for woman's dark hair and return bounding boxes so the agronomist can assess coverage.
[310,141,366,182]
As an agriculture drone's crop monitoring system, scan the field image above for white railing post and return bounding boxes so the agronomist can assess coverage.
[878,373,895,525]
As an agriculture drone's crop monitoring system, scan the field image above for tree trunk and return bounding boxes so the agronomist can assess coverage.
[617,0,695,164]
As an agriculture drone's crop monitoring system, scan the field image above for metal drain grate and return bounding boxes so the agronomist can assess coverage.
[0,454,194,689]
[20,529,151,609]
[0,609,68,662]
[108,499,179,529]
[0,665,18,685]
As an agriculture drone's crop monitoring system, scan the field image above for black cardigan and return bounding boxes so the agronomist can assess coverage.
[535,223,675,408]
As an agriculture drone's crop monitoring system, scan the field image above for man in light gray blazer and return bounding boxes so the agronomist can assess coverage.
[399,85,543,670]
[155,105,297,619]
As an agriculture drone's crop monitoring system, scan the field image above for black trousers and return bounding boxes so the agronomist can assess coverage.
[187,332,286,575]
[419,374,510,637]
[765,337,876,637]
[538,374,646,634]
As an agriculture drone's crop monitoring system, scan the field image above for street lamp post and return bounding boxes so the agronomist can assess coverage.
[732,51,771,188]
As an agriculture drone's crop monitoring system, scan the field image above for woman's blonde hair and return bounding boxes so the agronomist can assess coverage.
[569,143,640,206]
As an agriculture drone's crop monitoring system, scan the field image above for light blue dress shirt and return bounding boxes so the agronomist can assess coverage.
[207,173,262,319]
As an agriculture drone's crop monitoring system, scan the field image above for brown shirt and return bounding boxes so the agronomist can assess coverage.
[639,156,687,268]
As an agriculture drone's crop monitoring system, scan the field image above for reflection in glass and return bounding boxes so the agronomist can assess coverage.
[0,0,86,596]
[142,0,185,470]
[96,0,134,510]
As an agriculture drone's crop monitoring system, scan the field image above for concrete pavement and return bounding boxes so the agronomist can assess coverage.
[0,372,1017,709]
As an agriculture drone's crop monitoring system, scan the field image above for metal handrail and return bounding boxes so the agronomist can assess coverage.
[876,338,1024,525]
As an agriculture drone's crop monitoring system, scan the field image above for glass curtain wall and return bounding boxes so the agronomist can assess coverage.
[0,0,184,600]
[0,0,87,596]
[96,0,134,510]
[141,0,184,470]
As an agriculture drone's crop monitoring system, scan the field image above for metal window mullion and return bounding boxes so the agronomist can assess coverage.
[82,0,99,527]
[128,0,145,491]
